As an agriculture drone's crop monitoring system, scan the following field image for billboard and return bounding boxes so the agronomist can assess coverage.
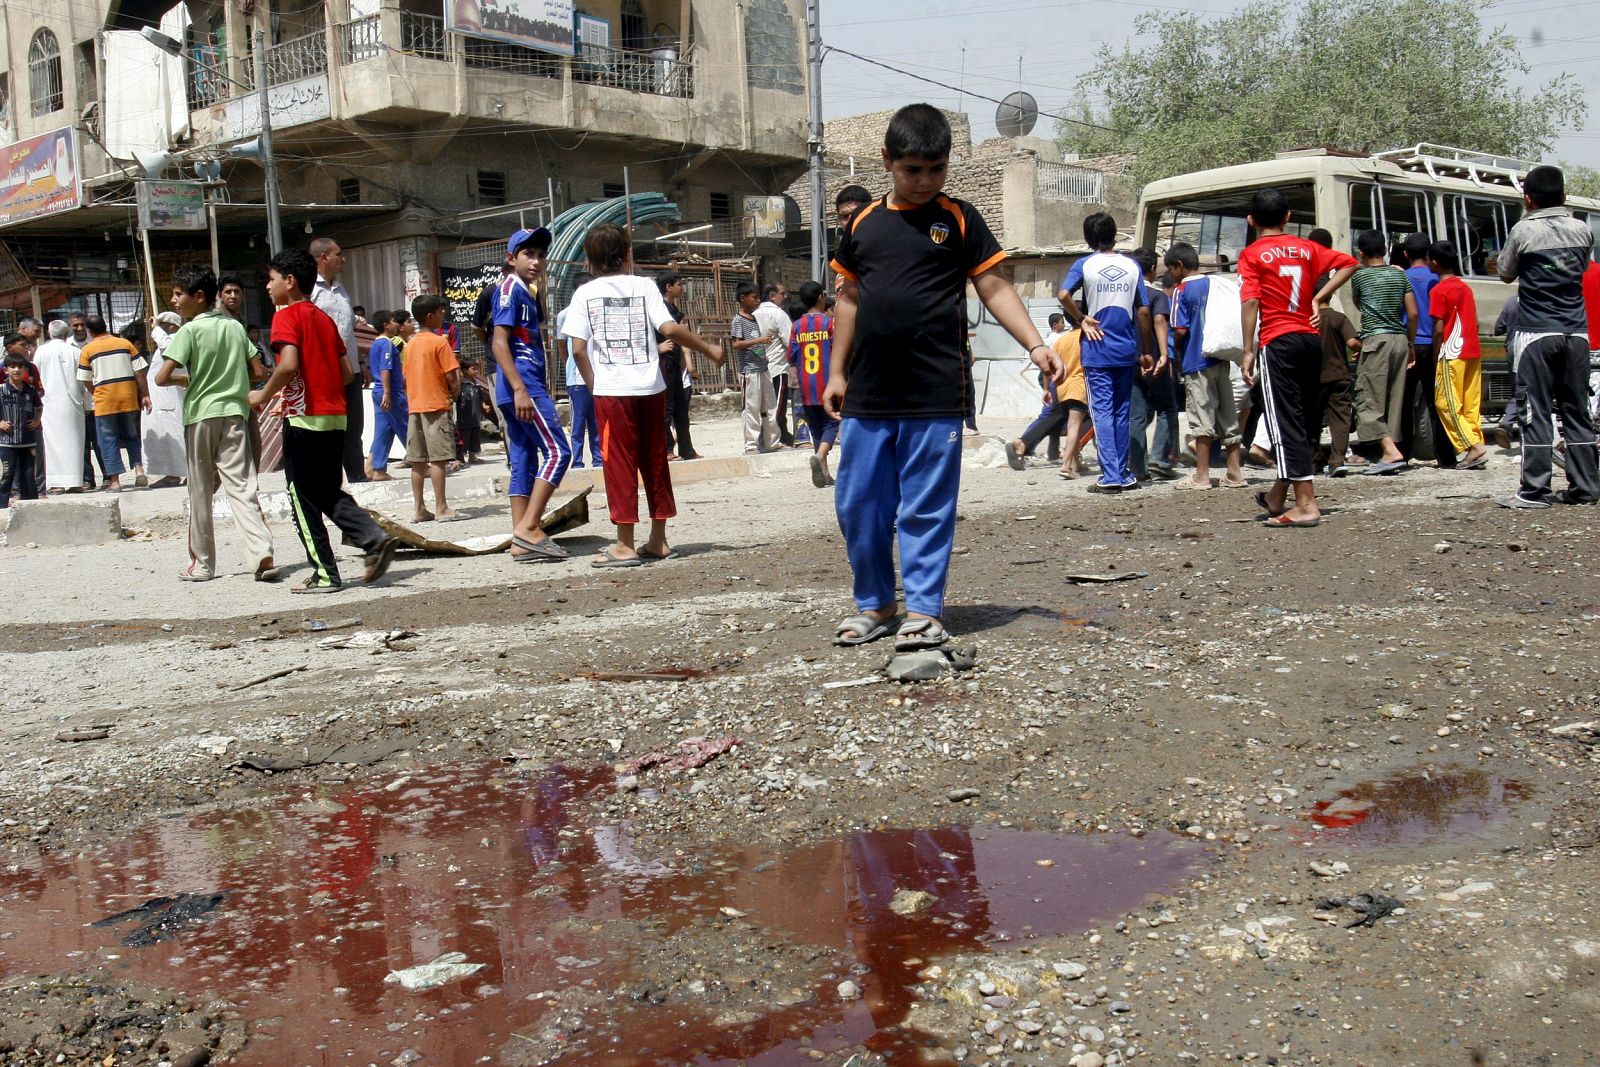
[199,75,331,143]
[0,127,81,228]
[440,261,505,331]
[447,0,575,56]
[744,195,786,238]
[137,180,207,231]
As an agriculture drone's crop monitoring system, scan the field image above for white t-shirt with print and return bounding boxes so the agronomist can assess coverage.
[563,274,674,396]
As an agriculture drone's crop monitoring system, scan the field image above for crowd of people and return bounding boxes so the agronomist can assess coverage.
[1,106,1595,642]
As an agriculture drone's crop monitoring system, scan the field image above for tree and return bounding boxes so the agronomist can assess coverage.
[1057,0,1587,183]
[1564,163,1600,201]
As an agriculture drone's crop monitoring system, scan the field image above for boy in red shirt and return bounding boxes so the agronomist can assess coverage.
[1239,187,1358,527]
[250,249,398,593]
[1428,242,1489,470]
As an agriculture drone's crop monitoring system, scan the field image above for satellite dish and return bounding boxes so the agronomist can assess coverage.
[996,91,1038,138]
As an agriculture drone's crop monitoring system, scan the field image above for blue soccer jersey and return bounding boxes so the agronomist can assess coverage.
[1061,252,1149,368]
[491,274,548,405]
[368,336,407,405]
[788,311,833,407]
[1170,276,1215,375]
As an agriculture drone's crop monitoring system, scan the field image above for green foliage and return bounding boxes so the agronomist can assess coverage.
[1057,0,1587,183]
[1564,163,1600,201]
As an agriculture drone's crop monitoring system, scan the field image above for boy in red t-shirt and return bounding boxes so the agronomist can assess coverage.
[250,249,397,593]
[1428,241,1488,470]
[1239,187,1358,527]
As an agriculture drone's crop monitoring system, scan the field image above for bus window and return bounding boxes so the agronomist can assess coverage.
[1349,183,1433,255]
[1444,194,1520,277]
[1589,212,1600,262]
[1151,183,1316,266]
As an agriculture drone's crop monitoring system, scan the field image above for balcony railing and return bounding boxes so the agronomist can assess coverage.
[347,11,695,98]
[266,28,329,85]
[1036,161,1106,204]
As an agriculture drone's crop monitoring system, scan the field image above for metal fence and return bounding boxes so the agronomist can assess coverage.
[435,240,751,396]
[400,11,452,62]
[338,15,383,64]
[1036,161,1106,204]
[266,29,330,85]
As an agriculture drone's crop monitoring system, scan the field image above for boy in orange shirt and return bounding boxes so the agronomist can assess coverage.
[403,294,461,522]
[1428,242,1489,470]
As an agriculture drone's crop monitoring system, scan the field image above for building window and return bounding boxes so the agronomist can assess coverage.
[744,0,803,94]
[75,40,97,110]
[29,29,64,116]
[709,192,732,220]
[337,177,361,205]
[0,74,13,142]
[476,170,507,208]
[602,181,625,200]
[620,0,647,50]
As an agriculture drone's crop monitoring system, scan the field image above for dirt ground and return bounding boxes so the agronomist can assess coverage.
[1,424,1598,1067]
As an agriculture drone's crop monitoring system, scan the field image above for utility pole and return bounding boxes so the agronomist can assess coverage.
[805,0,826,281]
[254,29,283,255]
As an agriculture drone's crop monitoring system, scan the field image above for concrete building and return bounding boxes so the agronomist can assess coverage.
[0,0,810,329]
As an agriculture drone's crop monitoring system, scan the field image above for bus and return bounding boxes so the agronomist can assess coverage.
[1133,144,1600,453]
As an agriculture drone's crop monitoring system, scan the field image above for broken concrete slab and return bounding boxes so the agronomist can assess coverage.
[6,497,123,547]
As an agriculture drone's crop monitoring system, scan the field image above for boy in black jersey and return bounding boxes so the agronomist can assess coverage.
[825,104,1063,650]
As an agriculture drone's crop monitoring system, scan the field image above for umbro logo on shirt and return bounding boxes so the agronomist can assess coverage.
[929,223,950,245]
[1099,263,1128,283]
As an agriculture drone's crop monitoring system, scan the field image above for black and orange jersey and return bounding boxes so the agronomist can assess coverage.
[831,193,1004,419]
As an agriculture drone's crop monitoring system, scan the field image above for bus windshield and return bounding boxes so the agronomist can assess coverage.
[1146,182,1318,268]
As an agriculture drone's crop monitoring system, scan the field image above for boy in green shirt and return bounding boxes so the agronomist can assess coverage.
[154,264,280,583]
[1349,229,1419,474]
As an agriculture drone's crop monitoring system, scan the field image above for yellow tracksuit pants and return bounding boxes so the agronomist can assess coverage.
[1436,357,1483,455]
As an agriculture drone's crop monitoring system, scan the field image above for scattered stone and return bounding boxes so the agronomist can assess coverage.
[889,888,937,916]
[1052,961,1088,980]
[56,728,110,742]
[836,980,860,1000]
[947,787,982,803]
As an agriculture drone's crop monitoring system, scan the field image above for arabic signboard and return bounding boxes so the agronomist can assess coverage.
[744,195,786,238]
[440,261,506,331]
[137,180,207,231]
[0,127,81,228]
[448,0,575,56]
[199,75,332,143]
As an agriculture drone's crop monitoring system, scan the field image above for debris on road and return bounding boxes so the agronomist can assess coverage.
[888,888,937,916]
[1317,892,1403,928]
[55,728,110,742]
[384,952,485,991]
[90,892,225,946]
[318,629,418,652]
[884,646,978,682]
[618,735,742,776]
[227,664,309,692]
[1063,571,1147,583]
[230,736,418,773]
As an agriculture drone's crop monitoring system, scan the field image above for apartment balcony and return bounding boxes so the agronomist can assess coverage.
[178,2,806,162]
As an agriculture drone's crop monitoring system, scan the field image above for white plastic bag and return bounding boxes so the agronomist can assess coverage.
[1201,274,1245,363]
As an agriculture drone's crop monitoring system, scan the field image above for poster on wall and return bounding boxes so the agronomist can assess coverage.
[447,0,575,56]
[137,180,207,231]
[744,196,786,238]
[0,127,81,228]
[440,261,508,331]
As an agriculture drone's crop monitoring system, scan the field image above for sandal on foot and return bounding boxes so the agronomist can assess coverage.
[1254,490,1286,518]
[894,616,949,651]
[511,535,569,562]
[1220,475,1249,489]
[363,537,400,584]
[638,546,677,561]
[833,613,900,647]
[1458,453,1489,471]
[412,510,435,523]
[292,578,343,594]
[592,547,644,568]
[1173,477,1212,491]
[810,453,830,488]
[1004,441,1026,471]
[1263,513,1321,528]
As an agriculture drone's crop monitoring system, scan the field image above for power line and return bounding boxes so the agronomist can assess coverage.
[825,45,1115,133]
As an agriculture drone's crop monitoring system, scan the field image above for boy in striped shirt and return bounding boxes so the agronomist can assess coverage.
[1350,229,1419,474]
[788,280,836,487]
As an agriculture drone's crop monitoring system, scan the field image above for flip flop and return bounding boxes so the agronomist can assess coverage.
[1220,476,1249,489]
[1004,441,1026,471]
[1173,477,1212,491]
[894,616,949,651]
[511,535,569,563]
[292,578,343,594]
[810,453,829,488]
[1254,490,1286,518]
[638,547,678,561]
[1362,460,1408,476]
[833,613,900,647]
[1458,454,1489,471]
[413,510,435,523]
[1263,513,1321,528]
[592,547,644,568]
[435,511,464,522]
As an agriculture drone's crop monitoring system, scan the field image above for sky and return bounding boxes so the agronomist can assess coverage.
[817,0,1600,169]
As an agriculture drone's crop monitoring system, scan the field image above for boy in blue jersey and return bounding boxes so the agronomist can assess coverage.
[826,104,1063,650]
[1166,243,1245,489]
[490,226,573,561]
[788,279,836,488]
[365,310,407,481]
[1059,213,1155,493]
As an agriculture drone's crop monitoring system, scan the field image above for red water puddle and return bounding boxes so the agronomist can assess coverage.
[1302,766,1528,845]
[0,763,1203,1065]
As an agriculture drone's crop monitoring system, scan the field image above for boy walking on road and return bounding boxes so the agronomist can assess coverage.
[826,104,1063,650]
[154,265,279,583]
[1496,165,1598,508]
[1351,229,1419,474]
[249,249,398,593]
[1427,243,1489,471]
[404,294,462,522]
[788,280,837,487]
[1239,187,1358,527]
[1059,213,1154,493]
[1166,243,1245,490]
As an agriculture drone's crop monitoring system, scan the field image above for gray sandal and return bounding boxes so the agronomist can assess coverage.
[833,613,900,647]
[511,535,569,563]
[894,616,949,651]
